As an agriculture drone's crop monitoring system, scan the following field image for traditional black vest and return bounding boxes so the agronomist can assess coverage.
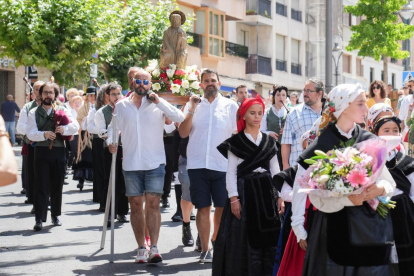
[34,106,66,148]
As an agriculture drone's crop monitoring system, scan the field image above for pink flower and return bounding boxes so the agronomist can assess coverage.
[298,167,313,188]
[346,168,370,188]
[368,198,379,210]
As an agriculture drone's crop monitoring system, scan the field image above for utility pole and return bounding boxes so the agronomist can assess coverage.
[325,0,333,92]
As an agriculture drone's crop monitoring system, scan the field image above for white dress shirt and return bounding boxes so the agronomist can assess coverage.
[87,108,98,134]
[290,124,396,242]
[226,132,280,198]
[399,94,414,131]
[185,94,239,172]
[16,102,39,135]
[94,106,109,138]
[281,182,293,202]
[26,105,80,141]
[106,96,184,171]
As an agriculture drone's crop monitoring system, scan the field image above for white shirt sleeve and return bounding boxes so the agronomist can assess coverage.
[156,98,185,123]
[86,108,97,134]
[269,154,280,177]
[260,111,270,134]
[94,109,108,138]
[226,150,239,198]
[405,172,414,203]
[62,107,80,136]
[16,106,28,135]
[106,108,120,145]
[291,164,308,242]
[164,122,176,134]
[230,102,239,133]
[281,182,293,202]
[26,108,47,142]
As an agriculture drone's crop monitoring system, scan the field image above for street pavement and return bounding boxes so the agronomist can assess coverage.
[0,149,213,276]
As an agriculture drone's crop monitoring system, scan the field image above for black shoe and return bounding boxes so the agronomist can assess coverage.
[21,188,26,195]
[30,207,35,214]
[182,225,194,247]
[33,220,42,231]
[190,211,196,221]
[161,198,170,208]
[171,211,183,222]
[24,199,32,204]
[98,207,105,212]
[51,216,62,226]
[63,181,69,185]
[65,175,68,179]
[117,215,129,223]
[195,234,202,252]
[77,183,83,191]
[107,217,111,227]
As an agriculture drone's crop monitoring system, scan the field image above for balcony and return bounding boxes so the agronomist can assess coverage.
[246,0,272,18]
[276,59,287,72]
[291,63,302,75]
[291,9,302,22]
[246,54,272,76]
[276,3,287,17]
[226,42,249,59]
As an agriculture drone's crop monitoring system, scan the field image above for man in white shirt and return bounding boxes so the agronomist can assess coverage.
[399,80,414,131]
[235,85,248,106]
[107,69,184,263]
[178,69,238,263]
[27,83,79,231]
[16,81,44,209]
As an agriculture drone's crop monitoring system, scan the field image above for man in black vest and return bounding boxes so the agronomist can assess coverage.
[27,82,79,231]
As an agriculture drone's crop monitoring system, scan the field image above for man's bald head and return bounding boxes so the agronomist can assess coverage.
[6,95,13,100]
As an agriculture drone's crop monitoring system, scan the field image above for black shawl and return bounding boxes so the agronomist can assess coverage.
[387,151,414,195]
[272,165,298,192]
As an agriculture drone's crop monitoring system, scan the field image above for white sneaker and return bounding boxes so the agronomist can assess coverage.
[147,246,163,263]
[135,247,148,263]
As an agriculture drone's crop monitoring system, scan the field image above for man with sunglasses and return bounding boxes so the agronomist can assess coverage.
[126,67,141,97]
[106,69,184,264]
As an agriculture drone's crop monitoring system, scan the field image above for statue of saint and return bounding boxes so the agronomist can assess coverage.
[160,11,188,69]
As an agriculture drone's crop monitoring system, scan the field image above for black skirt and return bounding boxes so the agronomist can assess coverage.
[72,131,93,181]
[213,172,280,276]
[302,210,399,276]
[390,193,414,276]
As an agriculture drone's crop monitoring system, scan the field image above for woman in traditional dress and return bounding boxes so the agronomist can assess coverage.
[371,115,414,276]
[366,80,391,109]
[366,103,394,133]
[297,83,398,275]
[213,95,282,276]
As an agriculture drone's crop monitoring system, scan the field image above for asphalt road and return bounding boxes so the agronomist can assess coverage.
[0,151,213,276]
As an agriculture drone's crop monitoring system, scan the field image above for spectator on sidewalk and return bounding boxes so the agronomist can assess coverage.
[1,94,20,146]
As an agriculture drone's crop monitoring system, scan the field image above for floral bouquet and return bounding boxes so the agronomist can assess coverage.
[297,137,400,218]
[145,59,201,96]
[49,108,73,149]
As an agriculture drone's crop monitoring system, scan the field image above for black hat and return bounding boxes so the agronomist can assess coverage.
[86,86,96,95]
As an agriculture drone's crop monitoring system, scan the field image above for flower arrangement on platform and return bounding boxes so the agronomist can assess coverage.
[298,137,399,218]
[145,59,201,96]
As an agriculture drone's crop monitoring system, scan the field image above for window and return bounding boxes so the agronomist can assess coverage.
[370,67,374,83]
[392,73,396,89]
[343,6,352,26]
[276,35,286,71]
[381,70,384,81]
[342,54,351,73]
[195,8,225,57]
[291,39,301,75]
[276,2,287,17]
[291,0,302,22]
[356,58,363,77]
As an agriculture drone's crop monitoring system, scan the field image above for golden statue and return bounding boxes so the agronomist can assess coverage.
[160,11,188,69]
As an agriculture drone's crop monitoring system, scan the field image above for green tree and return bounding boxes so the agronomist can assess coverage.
[98,0,193,89]
[0,0,122,86]
[345,0,414,87]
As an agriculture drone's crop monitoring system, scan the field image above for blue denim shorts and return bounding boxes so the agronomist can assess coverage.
[122,164,165,197]
[178,156,191,202]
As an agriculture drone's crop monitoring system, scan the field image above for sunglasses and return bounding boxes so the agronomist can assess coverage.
[135,79,149,85]
[404,87,408,89]
[372,86,381,90]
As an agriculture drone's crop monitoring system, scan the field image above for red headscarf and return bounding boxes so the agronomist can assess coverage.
[236,95,265,133]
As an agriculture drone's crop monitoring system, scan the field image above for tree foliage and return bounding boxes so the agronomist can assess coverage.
[0,0,122,86]
[345,0,414,61]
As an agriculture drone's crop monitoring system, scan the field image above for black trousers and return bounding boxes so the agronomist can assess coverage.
[26,145,36,204]
[162,136,174,200]
[103,147,129,216]
[92,138,105,206]
[22,154,27,189]
[33,146,66,222]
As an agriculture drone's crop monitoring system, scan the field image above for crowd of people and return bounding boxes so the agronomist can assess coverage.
[1,66,414,275]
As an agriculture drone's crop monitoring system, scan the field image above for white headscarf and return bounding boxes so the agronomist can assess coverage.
[367,103,394,133]
[311,83,366,138]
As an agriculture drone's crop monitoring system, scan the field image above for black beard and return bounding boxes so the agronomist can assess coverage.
[42,98,53,106]
[204,86,218,98]
[134,86,149,96]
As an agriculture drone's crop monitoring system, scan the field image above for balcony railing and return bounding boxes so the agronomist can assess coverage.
[276,59,287,72]
[276,3,287,17]
[187,32,205,54]
[246,0,272,18]
[226,42,249,59]
[291,63,302,75]
[246,54,272,76]
[291,9,302,22]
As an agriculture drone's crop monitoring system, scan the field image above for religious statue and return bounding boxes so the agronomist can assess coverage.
[160,11,188,69]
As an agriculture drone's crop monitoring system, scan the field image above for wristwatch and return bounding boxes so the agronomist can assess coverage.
[0,130,10,138]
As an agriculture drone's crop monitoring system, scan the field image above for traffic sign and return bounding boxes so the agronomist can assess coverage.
[90,64,98,78]
[403,71,414,84]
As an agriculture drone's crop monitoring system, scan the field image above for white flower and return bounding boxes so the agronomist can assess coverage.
[147,59,158,72]
[152,83,161,91]
[188,73,198,81]
[317,175,329,183]
[190,81,200,90]
[182,80,190,89]
[152,69,160,78]
[166,69,175,79]
[170,64,177,71]
[171,83,181,94]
